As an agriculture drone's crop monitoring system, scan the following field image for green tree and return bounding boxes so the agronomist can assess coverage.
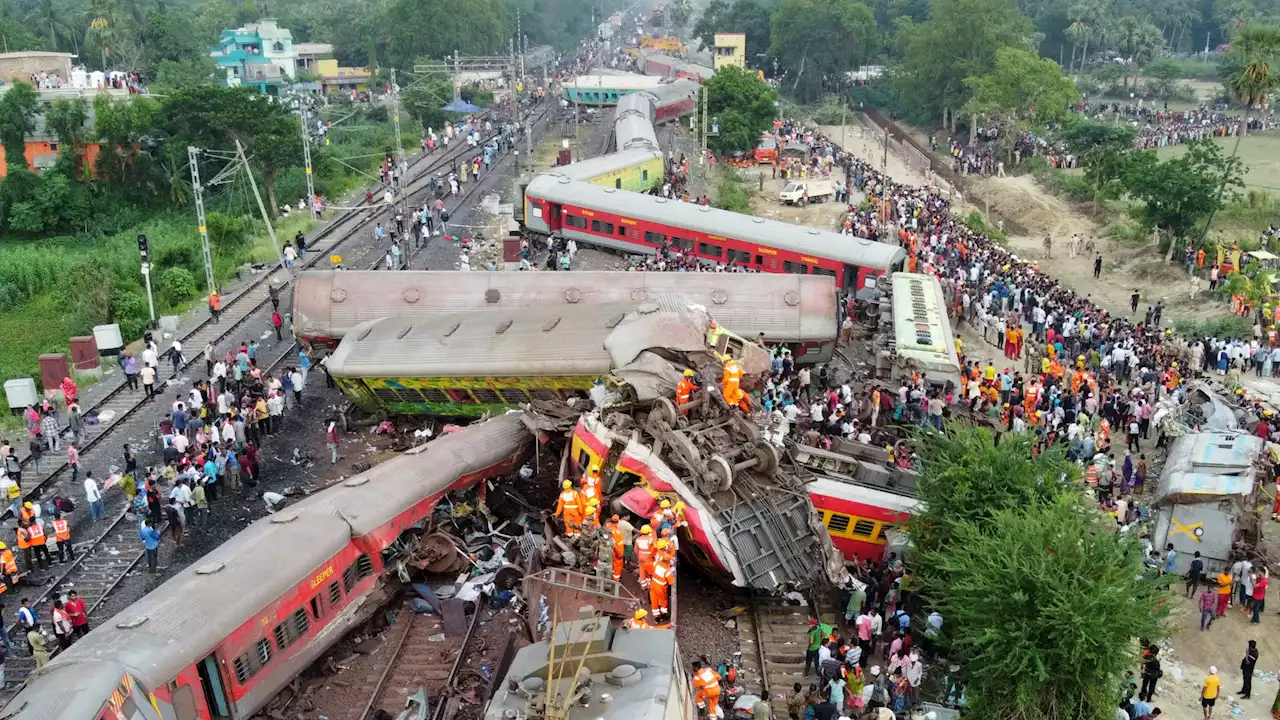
[1061,118,1136,213]
[669,0,693,29]
[692,0,732,50]
[28,0,73,53]
[383,0,506,70]
[909,427,1166,720]
[964,47,1079,127]
[139,7,203,74]
[701,64,778,155]
[769,0,877,101]
[1065,0,1108,74]
[1112,16,1163,88]
[1222,25,1280,140]
[93,94,164,200]
[152,57,219,91]
[692,0,775,64]
[157,85,303,217]
[1123,139,1245,258]
[46,98,90,150]
[1143,57,1183,97]
[892,0,1036,129]
[0,81,41,229]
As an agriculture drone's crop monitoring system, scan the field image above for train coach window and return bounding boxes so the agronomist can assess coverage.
[783,261,809,275]
[356,554,374,579]
[530,388,558,401]
[342,564,358,594]
[853,519,877,538]
[446,389,475,403]
[327,581,342,607]
[233,652,254,684]
[564,215,588,229]
[615,178,622,189]
[756,255,764,265]
[876,524,890,541]
[469,387,500,404]
[642,169,649,182]
[256,638,272,667]
[670,236,693,251]
[421,388,449,404]
[826,513,851,534]
[310,596,322,621]
[372,387,404,404]
[644,230,667,245]
[617,225,629,238]
[499,388,530,403]
[591,219,615,235]
[293,608,310,637]
[698,242,723,258]
[273,617,299,652]
[812,267,837,279]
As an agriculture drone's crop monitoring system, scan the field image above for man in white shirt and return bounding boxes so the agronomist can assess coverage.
[84,473,104,523]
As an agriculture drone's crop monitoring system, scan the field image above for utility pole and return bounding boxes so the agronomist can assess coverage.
[699,85,708,165]
[300,106,318,220]
[188,145,216,296]
[236,139,290,279]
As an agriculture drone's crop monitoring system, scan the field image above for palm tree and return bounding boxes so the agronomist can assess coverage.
[1068,0,1107,73]
[29,0,72,52]
[82,0,117,69]
[1224,25,1280,140]
[1200,25,1280,240]
[1113,16,1163,88]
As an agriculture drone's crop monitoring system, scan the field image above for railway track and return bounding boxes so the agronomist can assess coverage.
[0,345,300,688]
[737,596,841,718]
[6,113,545,505]
[338,598,485,720]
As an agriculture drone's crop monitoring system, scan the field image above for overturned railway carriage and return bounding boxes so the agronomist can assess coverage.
[555,80,698,192]
[293,271,840,362]
[0,416,530,720]
[326,296,770,417]
[562,73,665,105]
[638,50,714,82]
[522,173,907,291]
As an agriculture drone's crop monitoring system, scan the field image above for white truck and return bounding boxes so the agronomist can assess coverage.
[779,179,833,206]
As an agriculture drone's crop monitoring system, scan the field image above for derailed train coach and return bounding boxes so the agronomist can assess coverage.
[1,416,531,720]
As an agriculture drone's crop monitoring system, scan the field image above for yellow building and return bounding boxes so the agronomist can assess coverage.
[316,58,372,95]
[713,33,746,69]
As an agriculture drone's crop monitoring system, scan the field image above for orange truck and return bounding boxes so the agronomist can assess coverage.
[753,135,778,165]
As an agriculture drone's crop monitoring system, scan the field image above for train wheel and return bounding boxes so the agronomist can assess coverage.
[753,441,780,475]
[648,397,679,433]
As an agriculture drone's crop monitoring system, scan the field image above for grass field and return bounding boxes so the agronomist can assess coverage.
[1156,131,1280,193]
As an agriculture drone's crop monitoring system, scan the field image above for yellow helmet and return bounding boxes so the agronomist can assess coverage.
[1171,362,1179,368]
[683,369,695,377]
[587,498,600,507]
[641,524,652,534]
[0,542,7,550]
[656,539,670,549]
[722,354,733,362]
[674,501,685,510]
[23,502,31,509]
[660,500,671,509]
[562,480,572,489]
[635,608,648,618]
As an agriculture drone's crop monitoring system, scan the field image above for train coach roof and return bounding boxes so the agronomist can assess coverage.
[558,148,663,182]
[565,74,664,91]
[325,297,712,379]
[293,271,838,344]
[7,416,530,713]
[643,78,700,105]
[526,173,907,270]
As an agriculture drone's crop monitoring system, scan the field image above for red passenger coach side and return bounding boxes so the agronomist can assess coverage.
[522,174,905,292]
[2,416,531,720]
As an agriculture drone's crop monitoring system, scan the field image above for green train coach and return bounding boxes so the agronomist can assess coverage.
[325,296,767,418]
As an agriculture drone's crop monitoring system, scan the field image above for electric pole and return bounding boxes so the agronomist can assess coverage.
[188,145,216,296]
[236,139,290,279]
[300,106,317,220]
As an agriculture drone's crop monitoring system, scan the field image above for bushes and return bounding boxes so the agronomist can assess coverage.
[159,267,199,306]
[711,166,754,214]
[1173,315,1253,339]
[1027,157,1094,203]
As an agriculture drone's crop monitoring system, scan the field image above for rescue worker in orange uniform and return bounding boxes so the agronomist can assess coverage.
[606,516,625,581]
[635,525,656,588]
[675,369,697,413]
[553,480,584,537]
[24,519,47,571]
[580,475,602,527]
[720,354,749,412]
[624,608,652,629]
[50,513,72,564]
[15,520,34,572]
[0,542,15,593]
[652,499,674,535]
[650,540,673,620]
[692,660,723,718]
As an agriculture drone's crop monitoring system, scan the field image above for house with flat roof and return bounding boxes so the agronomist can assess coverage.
[211,19,298,94]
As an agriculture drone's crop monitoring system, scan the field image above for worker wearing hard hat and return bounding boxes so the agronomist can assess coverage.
[624,608,652,629]
[720,354,749,412]
[651,499,674,535]
[0,541,15,593]
[650,539,673,620]
[606,516,625,582]
[692,660,723,719]
[581,476,602,527]
[582,498,602,532]
[553,480,584,537]
[675,368,697,413]
[635,525,656,588]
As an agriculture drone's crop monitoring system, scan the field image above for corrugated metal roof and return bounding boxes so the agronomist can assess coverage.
[293,271,839,345]
[1153,431,1265,506]
[525,173,907,270]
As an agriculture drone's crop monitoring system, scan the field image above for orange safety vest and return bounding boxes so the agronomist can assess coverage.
[52,519,69,542]
[555,490,581,515]
[722,361,743,396]
[651,561,672,587]
[694,667,722,692]
[15,528,29,550]
[624,618,651,629]
[676,378,695,406]
[581,484,601,507]
[0,549,15,575]
[635,534,655,562]
[26,523,44,544]
[209,294,221,311]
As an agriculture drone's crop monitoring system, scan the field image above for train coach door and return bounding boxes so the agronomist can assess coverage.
[196,653,232,718]
[547,203,564,232]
